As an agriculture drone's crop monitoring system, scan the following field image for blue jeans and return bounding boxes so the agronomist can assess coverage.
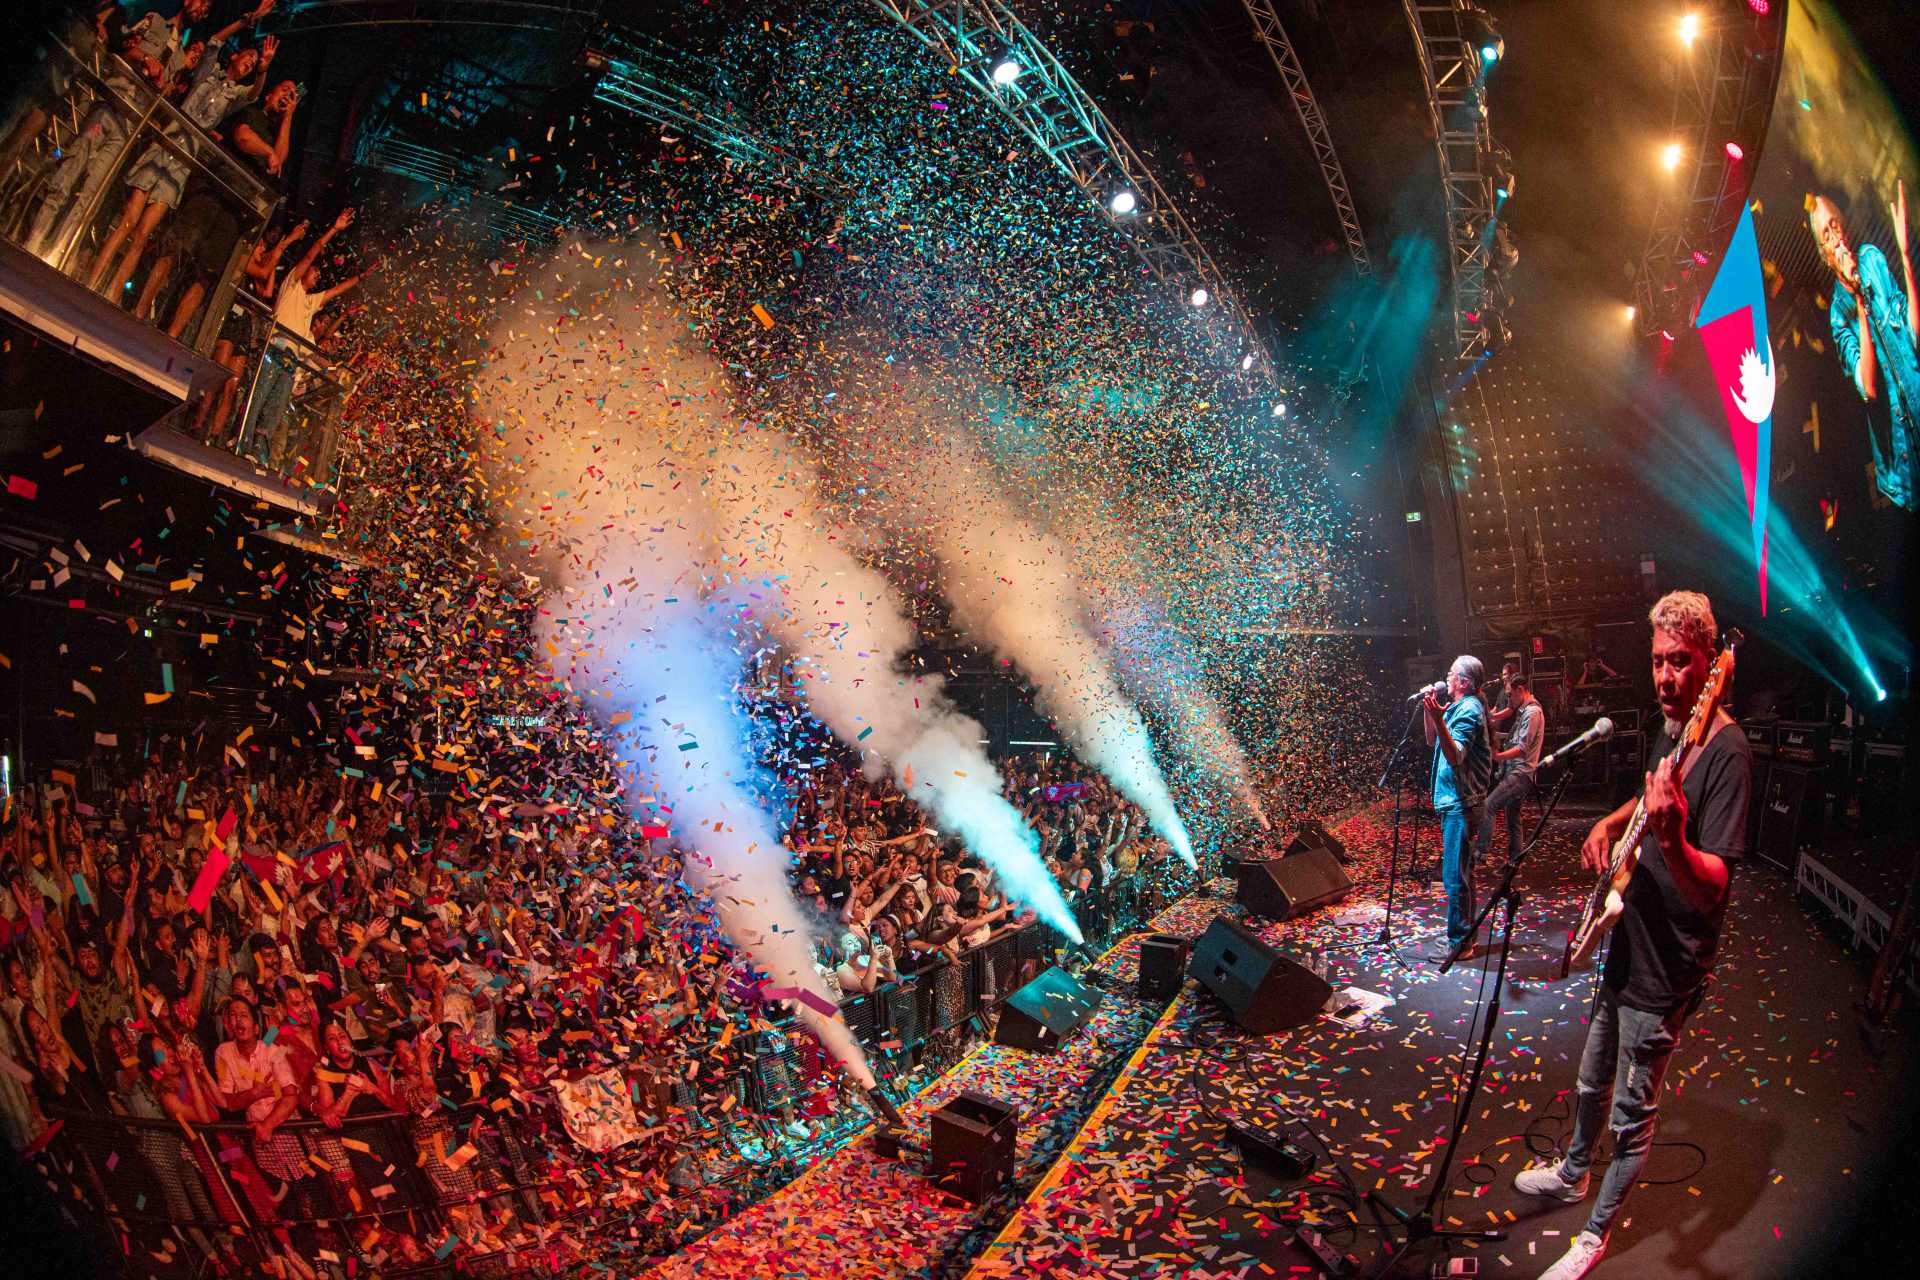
[1558,985,1704,1237]
[1474,770,1535,866]
[1438,802,1481,946]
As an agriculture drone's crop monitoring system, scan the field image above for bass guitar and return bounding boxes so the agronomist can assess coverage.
[1558,629,1741,978]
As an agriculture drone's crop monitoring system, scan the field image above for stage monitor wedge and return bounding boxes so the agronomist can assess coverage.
[1236,849,1352,921]
[994,966,1103,1053]
[1187,916,1332,1034]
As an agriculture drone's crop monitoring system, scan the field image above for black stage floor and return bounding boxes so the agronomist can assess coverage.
[970,802,1920,1279]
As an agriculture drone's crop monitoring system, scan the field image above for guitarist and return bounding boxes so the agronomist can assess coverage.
[1514,591,1752,1280]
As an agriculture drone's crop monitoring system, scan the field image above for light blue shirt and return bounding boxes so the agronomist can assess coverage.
[1432,695,1492,811]
[1831,242,1919,510]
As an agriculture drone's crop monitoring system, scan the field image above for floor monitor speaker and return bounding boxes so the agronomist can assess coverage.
[1236,849,1353,921]
[1187,916,1332,1034]
[993,966,1103,1054]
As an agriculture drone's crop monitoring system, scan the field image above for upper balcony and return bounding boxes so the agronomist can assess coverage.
[0,26,348,517]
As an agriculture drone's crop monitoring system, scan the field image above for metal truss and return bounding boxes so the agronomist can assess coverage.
[1241,0,1370,277]
[1630,4,1779,338]
[1402,1,1500,368]
[590,34,839,196]
[869,0,1276,386]
[266,0,604,34]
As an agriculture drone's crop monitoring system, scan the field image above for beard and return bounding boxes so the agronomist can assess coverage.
[1662,717,1685,740]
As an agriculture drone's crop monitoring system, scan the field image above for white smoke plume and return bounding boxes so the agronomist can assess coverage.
[1094,593,1270,831]
[478,241,1078,960]
[824,376,1198,868]
[475,249,872,1083]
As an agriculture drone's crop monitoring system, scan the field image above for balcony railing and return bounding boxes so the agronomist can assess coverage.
[0,26,349,507]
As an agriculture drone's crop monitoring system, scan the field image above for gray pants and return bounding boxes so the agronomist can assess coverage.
[1559,985,1704,1238]
[1473,769,1536,865]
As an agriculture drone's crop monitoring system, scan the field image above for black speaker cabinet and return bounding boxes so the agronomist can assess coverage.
[1284,819,1349,865]
[929,1089,1018,1203]
[994,966,1103,1053]
[1187,916,1333,1034]
[1755,764,1813,872]
[1236,849,1353,921]
[1138,933,1190,1001]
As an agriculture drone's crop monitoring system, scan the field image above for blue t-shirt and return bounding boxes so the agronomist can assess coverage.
[1432,695,1492,811]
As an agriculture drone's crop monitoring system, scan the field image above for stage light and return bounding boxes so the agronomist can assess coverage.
[1109,189,1137,214]
[1679,13,1701,47]
[1748,0,1768,14]
[991,56,1022,86]
[1272,402,1287,417]
[1624,304,1637,322]
[1660,328,1676,341]
[1661,142,1684,172]
[1725,140,1744,160]
[1462,6,1503,74]
[1241,354,1254,370]
[1876,686,1887,701]
[1189,287,1210,307]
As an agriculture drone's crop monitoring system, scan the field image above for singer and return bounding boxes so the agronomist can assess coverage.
[1421,656,1493,958]
[1808,185,1919,510]
[1512,592,1752,1280]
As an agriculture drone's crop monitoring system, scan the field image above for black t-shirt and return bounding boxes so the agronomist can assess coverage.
[230,104,277,175]
[1603,718,1751,1012]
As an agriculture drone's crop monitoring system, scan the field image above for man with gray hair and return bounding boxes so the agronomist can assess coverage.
[1422,654,1493,956]
[1512,590,1749,1280]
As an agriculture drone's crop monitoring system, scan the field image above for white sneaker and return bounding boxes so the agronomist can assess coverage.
[783,1119,812,1139]
[1514,1161,1590,1202]
[1538,1230,1606,1280]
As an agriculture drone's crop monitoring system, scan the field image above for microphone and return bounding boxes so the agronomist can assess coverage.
[1405,680,1448,702]
[1540,717,1614,770]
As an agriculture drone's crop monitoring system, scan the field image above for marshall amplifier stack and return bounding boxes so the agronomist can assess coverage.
[1754,721,1828,872]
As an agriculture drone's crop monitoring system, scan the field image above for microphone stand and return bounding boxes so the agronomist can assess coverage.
[1328,699,1426,969]
[1363,761,1579,1276]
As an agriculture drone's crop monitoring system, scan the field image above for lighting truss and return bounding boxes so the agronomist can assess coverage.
[1402,0,1502,368]
[869,0,1276,386]
[265,0,605,33]
[590,35,839,195]
[1629,5,1779,338]
[1241,0,1371,277]
[356,135,567,240]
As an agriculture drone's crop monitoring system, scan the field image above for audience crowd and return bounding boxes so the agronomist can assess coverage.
[0,717,1195,1276]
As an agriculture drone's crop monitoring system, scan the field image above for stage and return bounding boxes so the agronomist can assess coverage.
[652,801,1917,1279]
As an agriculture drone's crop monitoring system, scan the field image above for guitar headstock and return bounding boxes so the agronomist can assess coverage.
[1682,629,1741,747]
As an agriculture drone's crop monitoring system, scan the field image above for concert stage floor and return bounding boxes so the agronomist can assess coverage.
[969,805,1918,1279]
[648,803,1917,1279]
